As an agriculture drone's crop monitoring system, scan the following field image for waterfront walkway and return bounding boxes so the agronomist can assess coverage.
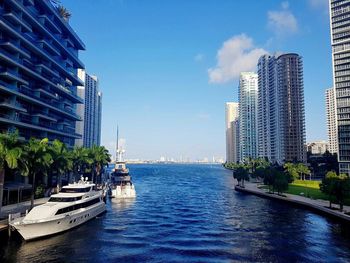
[0,198,49,232]
[235,182,350,223]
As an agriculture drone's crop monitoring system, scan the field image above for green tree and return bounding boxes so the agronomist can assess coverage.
[273,170,289,195]
[320,171,337,208]
[22,138,53,208]
[0,131,22,212]
[252,158,271,181]
[320,171,350,211]
[56,5,71,21]
[284,163,299,182]
[88,145,111,184]
[297,163,311,180]
[263,167,275,193]
[233,164,249,187]
[71,146,89,181]
[49,140,72,191]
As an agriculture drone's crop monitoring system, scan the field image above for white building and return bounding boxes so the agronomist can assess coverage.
[225,102,239,163]
[330,1,350,174]
[239,72,258,162]
[325,88,338,154]
[257,53,306,164]
[75,69,102,147]
[307,141,329,155]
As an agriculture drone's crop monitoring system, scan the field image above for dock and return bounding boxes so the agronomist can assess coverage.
[234,182,350,223]
[0,197,49,232]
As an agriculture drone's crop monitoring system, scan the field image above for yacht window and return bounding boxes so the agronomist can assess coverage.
[49,196,82,202]
[55,198,101,215]
[60,187,91,193]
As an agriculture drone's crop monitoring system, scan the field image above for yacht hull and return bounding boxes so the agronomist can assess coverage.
[109,186,136,199]
[10,203,106,241]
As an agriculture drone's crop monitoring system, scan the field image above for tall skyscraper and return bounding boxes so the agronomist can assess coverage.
[97,91,102,146]
[0,1,85,147]
[330,1,350,174]
[75,69,102,147]
[225,102,239,163]
[257,53,306,163]
[238,72,258,162]
[325,88,338,154]
[257,55,276,162]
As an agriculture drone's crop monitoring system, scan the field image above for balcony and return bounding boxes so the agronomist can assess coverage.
[36,0,85,50]
[34,87,58,100]
[0,19,83,86]
[37,14,61,34]
[37,38,60,57]
[32,112,57,122]
[0,52,82,103]
[0,99,27,112]
[3,12,32,32]
[35,63,60,78]
[0,84,81,121]
[0,70,29,85]
[8,0,85,68]
[0,41,31,59]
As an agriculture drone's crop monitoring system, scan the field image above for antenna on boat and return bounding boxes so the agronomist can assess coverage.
[116,125,119,162]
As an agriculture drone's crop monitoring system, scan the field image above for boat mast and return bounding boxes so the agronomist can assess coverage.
[116,125,119,162]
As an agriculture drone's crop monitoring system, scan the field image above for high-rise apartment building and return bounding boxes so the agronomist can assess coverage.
[225,102,239,163]
[257,53,306,163]
[0,0,85,147]
[307,141,329,155]
[329,1,350,174]
[325,87,338,154]
[75,69,102,147]
[97,91,102,146]
[238,72,258,162]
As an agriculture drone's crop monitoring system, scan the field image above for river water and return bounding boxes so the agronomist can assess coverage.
[1,164,350,262]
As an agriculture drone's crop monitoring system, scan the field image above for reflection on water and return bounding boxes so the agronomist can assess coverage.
[110,198,136,211]
[1,164,350,262]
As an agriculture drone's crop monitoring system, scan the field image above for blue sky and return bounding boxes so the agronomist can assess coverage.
[61,0,331,160]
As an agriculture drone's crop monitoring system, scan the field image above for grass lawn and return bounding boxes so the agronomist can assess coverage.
[286,180,350,206]
[285,184,329,200]
[257,180,350,206]
[291,180,321,189]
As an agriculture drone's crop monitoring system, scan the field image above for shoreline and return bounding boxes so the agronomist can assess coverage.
[234,183,350,224]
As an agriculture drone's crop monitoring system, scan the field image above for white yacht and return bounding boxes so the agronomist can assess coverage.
[10,178,106,241]
[108,127,136,199]
[109,161,136,199]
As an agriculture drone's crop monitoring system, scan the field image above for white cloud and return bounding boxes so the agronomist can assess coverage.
[208,34,267,84]
[194,53,204,62]
[308,0,329,14]
[309,0,328,9]
[267,2,298,36]
[281,1,289,9]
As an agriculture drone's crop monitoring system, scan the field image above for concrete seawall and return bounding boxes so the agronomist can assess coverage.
[235,185,350,223]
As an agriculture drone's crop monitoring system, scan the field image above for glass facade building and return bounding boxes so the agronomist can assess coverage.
[257,53,306,164]
[0,0,85,147]
[238,72,258,162]
[75,69,102,148]
[330,0,350,174]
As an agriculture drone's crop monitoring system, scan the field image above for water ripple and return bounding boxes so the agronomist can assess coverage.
[1,164,350,262]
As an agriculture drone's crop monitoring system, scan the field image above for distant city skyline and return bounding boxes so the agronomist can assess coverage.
[62,0,332,159]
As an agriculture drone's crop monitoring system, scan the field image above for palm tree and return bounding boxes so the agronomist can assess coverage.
[88,145,111,184]
[0,131,22,213]
[297,163,311,180]
[233,164,249,187]
[22,138,53,208]
[49,140,72,191]
[71,146,94,182]
[284,162,299,182]
[56,5,71,22]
